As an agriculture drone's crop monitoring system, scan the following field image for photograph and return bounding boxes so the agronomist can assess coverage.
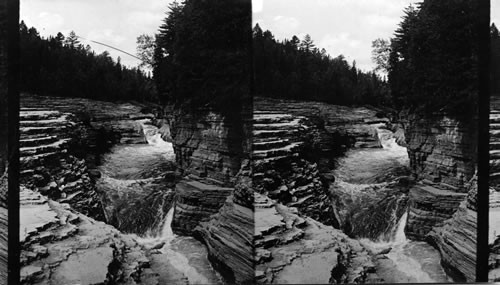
[18,0,253,284]
[253,0,479,283]
[0,0,492,284]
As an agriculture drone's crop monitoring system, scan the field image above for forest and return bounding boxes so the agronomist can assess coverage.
[19,21,157,102]
[151,0,251,114]
[253,0,480,118]
[252,26,390,107]
[387,0,479,117]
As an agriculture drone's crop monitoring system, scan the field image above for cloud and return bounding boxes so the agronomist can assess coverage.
[261,15,300,39]
[253,0,263,13]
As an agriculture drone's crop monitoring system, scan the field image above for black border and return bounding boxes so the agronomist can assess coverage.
[477,0,491,282]
[7,0,19,283]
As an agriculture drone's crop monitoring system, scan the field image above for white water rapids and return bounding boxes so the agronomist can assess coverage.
[334,123,451,283]
[98,119,222,284]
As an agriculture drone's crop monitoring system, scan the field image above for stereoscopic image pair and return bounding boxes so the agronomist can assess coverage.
[0,0,497,284]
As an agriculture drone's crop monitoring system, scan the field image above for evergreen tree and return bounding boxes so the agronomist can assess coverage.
[300,34,315,52]
[64,31,80,48]
[388,0,479,117]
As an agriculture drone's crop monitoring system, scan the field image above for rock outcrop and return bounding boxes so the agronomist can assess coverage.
[170,110,242,184]
[195,160,254,284]
[167,106,254,283]
[172,178,233,235]
[254,193,379,284]
[490,97,500,188]
[255,96,390,149]
[19,94,162,223]
[404,112,477,281]
[405,182,467,240]
[427,176,477,282]
[252,111,336,225]
[20,188,159,285]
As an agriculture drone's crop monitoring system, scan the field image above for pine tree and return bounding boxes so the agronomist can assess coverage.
[300,34,315,52]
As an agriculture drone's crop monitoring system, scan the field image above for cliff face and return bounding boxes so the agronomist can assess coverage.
[404,113,477,239]
[170,110,242,185]
[168,106,254,283]
[427,176,477,282]
[404,112,477,281]
[169,109,239,235]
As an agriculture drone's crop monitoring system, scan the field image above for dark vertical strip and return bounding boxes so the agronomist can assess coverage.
[477,0,490,282]
[8,0,20,283]
[248,1,255,283]
[0,0,8,283]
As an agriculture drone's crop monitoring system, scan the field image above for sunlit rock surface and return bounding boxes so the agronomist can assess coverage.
[254,193,379,284]
[20,188,159,285]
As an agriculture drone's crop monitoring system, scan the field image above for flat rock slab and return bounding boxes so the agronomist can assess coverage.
[50,246,114,285]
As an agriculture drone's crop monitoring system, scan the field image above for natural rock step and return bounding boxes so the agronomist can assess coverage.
[20,110,61,121]
[20,136,59,148]
[491,142,500,151]
[20,126,68,136]
[253,139,291,151]
[254,129,294,139]
[20,116,70,128]
[20,139,70,157]
[491,123,500,130]
[253,142,302,159]
[491,130,500,138]
[491,150,500,160]
[20,152,59,167]
[491,172,500,181]
[491,159,500,173]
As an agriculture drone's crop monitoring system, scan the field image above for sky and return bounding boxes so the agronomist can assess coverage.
[20,0,500,71]
[20,0,176,68]
[254,0,500,73]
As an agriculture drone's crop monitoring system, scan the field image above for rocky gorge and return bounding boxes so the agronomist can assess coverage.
[253,96,476,283]
[18,94,253,284]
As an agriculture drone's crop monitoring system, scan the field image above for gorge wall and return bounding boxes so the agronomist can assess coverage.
[403,112,477,281]
[167,106,254,284]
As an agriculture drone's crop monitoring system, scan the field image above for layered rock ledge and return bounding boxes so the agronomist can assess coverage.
[254,193,379,284]
[20,188,159,285]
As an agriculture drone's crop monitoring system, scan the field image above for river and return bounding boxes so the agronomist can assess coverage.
[332,123,451,283]
[96,119,222,284]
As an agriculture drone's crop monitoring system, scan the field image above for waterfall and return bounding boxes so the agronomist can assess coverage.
[392,211,408,244]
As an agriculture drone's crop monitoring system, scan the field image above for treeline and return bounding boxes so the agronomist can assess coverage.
[387,0,479,117]
[19,21,157,102]
[492,23,500,96]
[252,26,390,106]
[152,0,251,113]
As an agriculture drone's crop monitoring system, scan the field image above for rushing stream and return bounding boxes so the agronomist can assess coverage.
[333,123,451,283]
[96,120,222,284]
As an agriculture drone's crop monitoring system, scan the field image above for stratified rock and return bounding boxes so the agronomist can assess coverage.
[194,160,254,284]
[252,111,337,226]
[405,182,467,240]
[254,193,379,284]
[20,187,159,285]
[254,97,389,149]
[405,113,476,190]
[427,176,477,282]
[172,178,233,235]
[170,110,243,185]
